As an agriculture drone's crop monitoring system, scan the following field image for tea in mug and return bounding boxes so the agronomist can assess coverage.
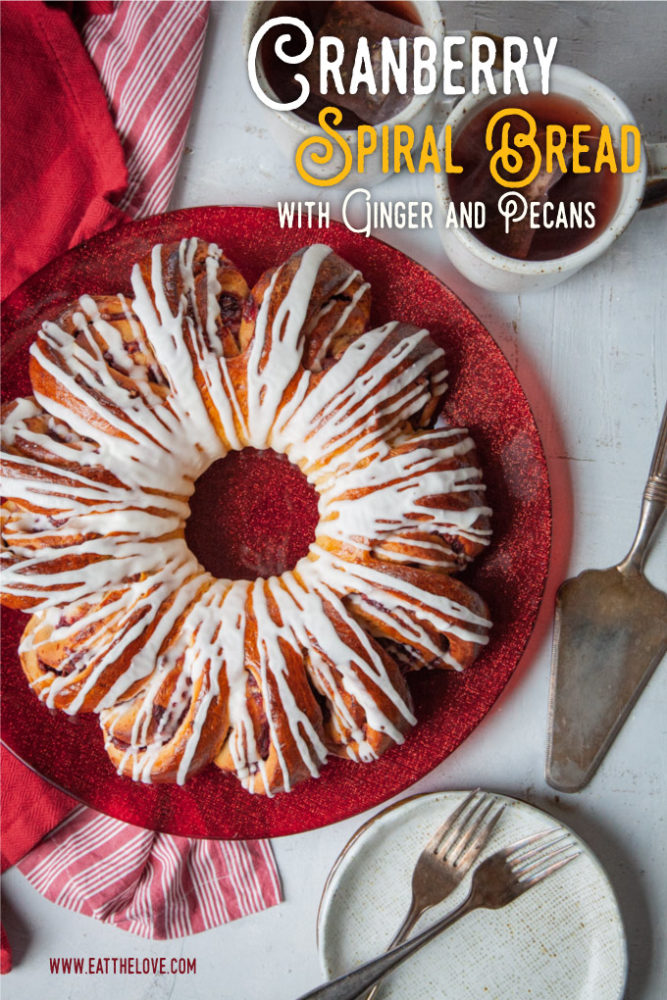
[448,92,625,260]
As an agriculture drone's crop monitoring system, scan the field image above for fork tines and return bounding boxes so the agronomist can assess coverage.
[428,789,504,866]
[505,827,581,886]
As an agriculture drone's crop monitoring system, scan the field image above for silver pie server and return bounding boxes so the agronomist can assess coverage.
[547,399,667,793]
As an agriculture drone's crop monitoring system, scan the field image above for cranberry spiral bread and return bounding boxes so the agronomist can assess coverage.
[1,239,492,795]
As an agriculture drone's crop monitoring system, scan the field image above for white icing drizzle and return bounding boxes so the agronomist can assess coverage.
[1,239,492,794]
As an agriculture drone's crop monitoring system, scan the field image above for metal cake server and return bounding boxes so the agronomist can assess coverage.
[547,400,667,793]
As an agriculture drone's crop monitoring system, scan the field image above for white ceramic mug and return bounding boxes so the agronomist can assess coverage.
[243,0,445,187]
[435,64,667,293]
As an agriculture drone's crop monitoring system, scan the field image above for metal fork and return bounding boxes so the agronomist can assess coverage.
[298,827,581,1000]
[363,789,504,1000]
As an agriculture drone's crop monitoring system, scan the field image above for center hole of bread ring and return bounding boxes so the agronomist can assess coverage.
[185,448,320,581]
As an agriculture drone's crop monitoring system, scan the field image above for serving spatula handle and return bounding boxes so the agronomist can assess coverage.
[619,400,667,574]
[644,399,667,501]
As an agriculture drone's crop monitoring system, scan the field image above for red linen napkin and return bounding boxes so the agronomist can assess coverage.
[0,0,128,298]
[0,749,76,874]
[1,0,282,966]
[0,747,76,974]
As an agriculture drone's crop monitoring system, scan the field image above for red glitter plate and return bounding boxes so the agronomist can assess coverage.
[1,207,551,839]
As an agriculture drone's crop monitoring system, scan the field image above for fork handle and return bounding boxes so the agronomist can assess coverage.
[296,895,478,1000]
[362,904,422,1000]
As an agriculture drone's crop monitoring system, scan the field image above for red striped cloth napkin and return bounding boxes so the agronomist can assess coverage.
[1,0,282,965]
[17,808,281,938]
[82,0,210,217]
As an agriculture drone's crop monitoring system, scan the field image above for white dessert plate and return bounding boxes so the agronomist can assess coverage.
[317,791,627,1000]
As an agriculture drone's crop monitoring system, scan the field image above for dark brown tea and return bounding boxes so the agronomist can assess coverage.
[260,1,423,128]
[449,92,624,260]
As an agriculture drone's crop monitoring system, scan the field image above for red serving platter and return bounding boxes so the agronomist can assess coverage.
[0,206,551,839]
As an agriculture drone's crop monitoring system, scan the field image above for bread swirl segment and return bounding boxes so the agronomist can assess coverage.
[236,245,366,449]
[213,574,414,796]
[318,427,492,571]
[19,556,208,710]
[132,239,249,452]
[1,239,492,794]
[277,320,450,487]
[100,580,233,783]
[240,245,371,369]
[96,571,415,794]
[1,397,188,611]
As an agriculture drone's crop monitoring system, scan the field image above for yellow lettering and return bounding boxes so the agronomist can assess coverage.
[546,125,569,173]
[381,126,390,174]
[418,126,442,172]
[621,125,642,172]
[357,126,377,175]
[295,107,353,187]
[393,125,416,173]
[571,125,591,173]
[486,108,541,189]
[442,125,462,174]
[593,127,618,172]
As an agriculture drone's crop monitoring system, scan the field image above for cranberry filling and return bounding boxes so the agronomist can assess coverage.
[185,448,319,580]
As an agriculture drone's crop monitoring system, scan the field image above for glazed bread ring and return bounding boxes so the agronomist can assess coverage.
[1,239,492,795]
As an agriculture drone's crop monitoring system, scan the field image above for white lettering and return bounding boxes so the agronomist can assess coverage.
[533,36,558,93]
[471,36,496,95]
[319,37,345,95]
[381,36,408,95]
[341,191,435,236]
[342,188,372,237]
[442,36,466,96]
[413,36,438,95]
[276,201,331,228]
[503,36,530,94]
[444,201,486,229]
[349,38,377,94]
[249,20,561,110]
[277,201,296,227]
[248,17,313,111]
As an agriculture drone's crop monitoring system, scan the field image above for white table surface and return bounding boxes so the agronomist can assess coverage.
[2,3,666,999]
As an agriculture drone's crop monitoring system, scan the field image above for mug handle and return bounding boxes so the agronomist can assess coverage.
[642,142,667,208]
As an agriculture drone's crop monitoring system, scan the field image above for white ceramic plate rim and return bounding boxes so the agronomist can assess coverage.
[317,790,628,1000]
